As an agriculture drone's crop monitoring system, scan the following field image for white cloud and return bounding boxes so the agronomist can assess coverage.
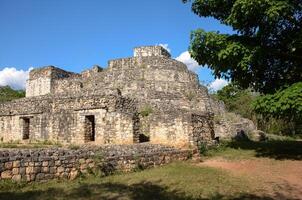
[208,78,229,92]
[0,67,33,90]
[158,43,171,53]
[175,51,200,72]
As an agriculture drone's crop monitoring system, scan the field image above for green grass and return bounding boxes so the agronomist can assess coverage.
[206,139,302,160]
[0,140,63,149]
[0,162,257,200]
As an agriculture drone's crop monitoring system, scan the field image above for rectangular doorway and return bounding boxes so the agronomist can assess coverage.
[22,118,30,140]
[84,115,95,142]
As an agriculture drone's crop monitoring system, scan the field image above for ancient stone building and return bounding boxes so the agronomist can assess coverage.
[0,46,215,148]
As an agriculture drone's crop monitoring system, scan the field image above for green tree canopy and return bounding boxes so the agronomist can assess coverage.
[253,82,302,121]
[184,0,302,94]
[215,83,256,119]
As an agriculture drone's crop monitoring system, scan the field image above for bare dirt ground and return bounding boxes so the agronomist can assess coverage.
[199,157,302,199]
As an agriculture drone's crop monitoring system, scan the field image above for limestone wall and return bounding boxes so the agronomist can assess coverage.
[0,93,139,145]
[133,46,171,58]
[26,78,52,97]
[0,144,193,182]
[1,46,215,148]
[26,66,80,97]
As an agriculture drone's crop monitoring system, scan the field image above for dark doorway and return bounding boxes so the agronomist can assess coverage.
[139,133,150,143]
[22,118,30,140]
[84,115,95,142]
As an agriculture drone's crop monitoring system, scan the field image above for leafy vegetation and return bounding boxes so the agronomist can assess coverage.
[0,86,25,102]
[214,84,302,135]
[184,0,302,135]
[139,105,153,117]
[184,0,302,94]
[214,83,256,119]
[253,82,302,134]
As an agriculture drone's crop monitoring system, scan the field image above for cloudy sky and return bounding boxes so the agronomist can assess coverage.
[0,0,230,91]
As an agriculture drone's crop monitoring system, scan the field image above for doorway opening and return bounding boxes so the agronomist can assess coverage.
[22,118,30,140]
[84,115,95,142]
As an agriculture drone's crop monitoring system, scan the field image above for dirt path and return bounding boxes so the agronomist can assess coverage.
[199,158,302,199]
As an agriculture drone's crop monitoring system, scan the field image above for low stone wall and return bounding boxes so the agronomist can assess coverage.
[0,144,193,182]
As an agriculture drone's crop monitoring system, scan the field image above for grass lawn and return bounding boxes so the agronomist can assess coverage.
[206,137,302,160]
[0,162,258,200]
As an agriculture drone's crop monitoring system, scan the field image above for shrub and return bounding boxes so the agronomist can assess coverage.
[139,105,153,117]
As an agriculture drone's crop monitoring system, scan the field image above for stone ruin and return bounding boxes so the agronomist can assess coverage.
[0,46,218,149]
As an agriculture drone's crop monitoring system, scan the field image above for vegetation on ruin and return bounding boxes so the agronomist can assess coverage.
[0,86,25,103]
[139,105,153,117]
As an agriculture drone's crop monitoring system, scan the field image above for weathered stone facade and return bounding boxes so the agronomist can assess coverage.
[0,46,215,148]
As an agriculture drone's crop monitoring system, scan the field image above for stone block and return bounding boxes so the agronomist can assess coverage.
[4,162,13,170]
[55,160,61,166]
[1,170,12,179]
[42,167,49,173]
[57,166,65,173]
[19,167,26,175]
[13,161,21,168]
[69,170,78,180]
[36,173,45,181]
[12,174,22,181]
[49,167,56,174]
[42,161,49,167]
[12,168,19,175]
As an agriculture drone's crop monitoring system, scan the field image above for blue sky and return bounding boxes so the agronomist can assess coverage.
[0,0,232,90]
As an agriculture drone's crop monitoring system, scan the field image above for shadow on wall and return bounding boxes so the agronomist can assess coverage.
[0,181,298,200]
[226,140,302,160]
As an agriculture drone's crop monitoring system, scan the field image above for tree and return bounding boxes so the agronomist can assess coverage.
[252,82,302,134]
[183,0,302,94]
[215,83,256,119]
[0,86,25,102]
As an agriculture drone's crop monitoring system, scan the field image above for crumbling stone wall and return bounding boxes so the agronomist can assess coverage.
[1,46,215,148]
[210,98,257,139]
[133,46,171,58]
[26,66,81,97]
[0,92,139,145]
[0,144,193,182]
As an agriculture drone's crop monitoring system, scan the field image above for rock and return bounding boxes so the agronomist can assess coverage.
[1,170,12,179]
[232,130,250,141]
[12,168,19,175]
[69,170,78,180]
[249,130,267,142]
[13,161,21,168]
[4,162,13,170]
[57,166,65,173]
[12,174,22,181]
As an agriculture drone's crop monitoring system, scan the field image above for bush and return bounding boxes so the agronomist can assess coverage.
[139,105,153,117]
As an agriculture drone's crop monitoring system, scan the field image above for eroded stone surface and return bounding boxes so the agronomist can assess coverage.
[0,46,215,148]
[0,143,193,182]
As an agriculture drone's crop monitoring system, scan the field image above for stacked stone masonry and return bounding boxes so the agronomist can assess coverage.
[0,144,193,182]
[0,46,215,148]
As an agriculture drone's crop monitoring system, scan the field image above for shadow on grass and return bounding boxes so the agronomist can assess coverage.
[0,181,298,200]
[225,140,302,160]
